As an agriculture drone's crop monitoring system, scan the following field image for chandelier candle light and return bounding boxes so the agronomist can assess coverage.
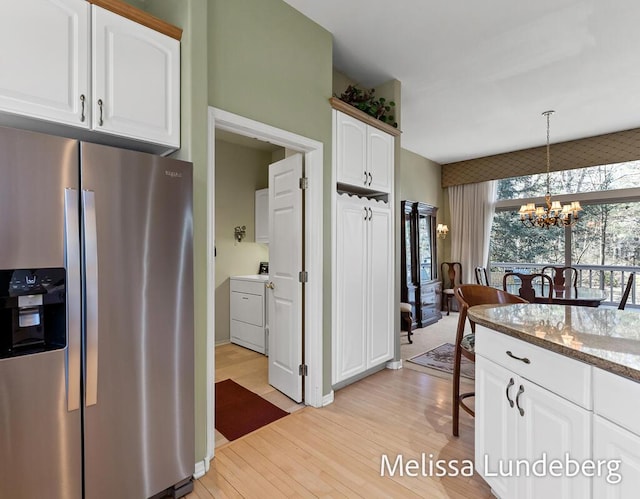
[518,111,583,228]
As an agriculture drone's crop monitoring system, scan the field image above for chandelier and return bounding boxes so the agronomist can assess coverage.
[518,110,582,228]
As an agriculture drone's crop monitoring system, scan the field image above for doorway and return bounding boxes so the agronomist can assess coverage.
[205,108,325,465]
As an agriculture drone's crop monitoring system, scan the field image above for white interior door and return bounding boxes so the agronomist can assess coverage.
[268,154,303,402]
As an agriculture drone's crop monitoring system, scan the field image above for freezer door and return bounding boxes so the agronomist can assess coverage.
[80,143,194,498]
[0,127,82,498]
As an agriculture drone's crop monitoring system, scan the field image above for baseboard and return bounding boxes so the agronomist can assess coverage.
[322,390,335,406]
[215,339,230,346]
[193,456,210,479]
[386,359,403,370]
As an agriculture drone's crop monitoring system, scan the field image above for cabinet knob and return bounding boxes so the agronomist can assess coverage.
[515,385,525,416]
[506,350,530,364]
[266,281,275,289]
[80,94,86,122]
[505,378,515,408]
[97,99,104,126]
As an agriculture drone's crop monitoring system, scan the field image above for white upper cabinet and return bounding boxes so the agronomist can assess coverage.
[92,5,180,148]
[255,188,269,244]
[0,0,180,151]
[0,0,90,127]
[335,111,394,194]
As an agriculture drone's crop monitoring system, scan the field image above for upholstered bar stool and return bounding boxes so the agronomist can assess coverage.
[400,302,413,343]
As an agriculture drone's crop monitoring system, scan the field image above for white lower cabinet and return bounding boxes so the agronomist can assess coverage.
[476,352,591,498]
[333,193,392,383]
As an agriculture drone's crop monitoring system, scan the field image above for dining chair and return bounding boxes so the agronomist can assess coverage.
[474,266,489,286]
[502,272,553,303]
[541,265,578,290]
[400,302,413,343]
[452,284,528,437]
[441,262,463,315]
[619,273,635,310]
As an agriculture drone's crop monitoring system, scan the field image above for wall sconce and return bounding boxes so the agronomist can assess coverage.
[234,225,246,242]
[436,224,449,239]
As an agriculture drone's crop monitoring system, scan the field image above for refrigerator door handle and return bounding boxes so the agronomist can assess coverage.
[83,190,99,407]
[64,189,81,412]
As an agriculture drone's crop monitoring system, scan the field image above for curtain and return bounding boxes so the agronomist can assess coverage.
[448,180,498,284]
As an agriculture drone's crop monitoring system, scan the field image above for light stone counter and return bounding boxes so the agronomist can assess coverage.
[468,303,640,382]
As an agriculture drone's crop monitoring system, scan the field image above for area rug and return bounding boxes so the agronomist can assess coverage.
[407,343,475,380]
[215,379,289,441]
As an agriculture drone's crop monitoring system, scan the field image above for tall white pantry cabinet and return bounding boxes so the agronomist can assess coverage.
[331,99,398,385]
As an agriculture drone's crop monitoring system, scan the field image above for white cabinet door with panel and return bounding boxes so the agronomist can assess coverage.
[92,5,180,147]
[334,194,392,384]
[0,0,89,127]
[335,111,367,188]
[334,194,368,382]
[334,111,393,194]
[367,127,393,193]
[593,415,640,498]
[475,330,592,499]
[366,202,393,366]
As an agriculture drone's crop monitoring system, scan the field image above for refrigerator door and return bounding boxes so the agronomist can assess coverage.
[80,143,194,498]
[0,127,82,498]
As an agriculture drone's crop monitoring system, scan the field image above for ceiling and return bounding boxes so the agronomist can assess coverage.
[282,0,640,164]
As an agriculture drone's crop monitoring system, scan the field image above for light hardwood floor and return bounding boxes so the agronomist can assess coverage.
[202,342,491,498]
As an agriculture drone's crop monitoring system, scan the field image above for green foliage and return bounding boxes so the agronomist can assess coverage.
[491,163,640,268]
[337,85,398,127]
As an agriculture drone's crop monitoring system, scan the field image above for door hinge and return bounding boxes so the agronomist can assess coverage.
[299,364,308,376]
[299,271,308,283]
[299,177,308,190]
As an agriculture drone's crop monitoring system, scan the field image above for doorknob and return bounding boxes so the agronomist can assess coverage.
[266,281,275,289]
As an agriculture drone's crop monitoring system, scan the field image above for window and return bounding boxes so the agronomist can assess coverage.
[489,162,640,304]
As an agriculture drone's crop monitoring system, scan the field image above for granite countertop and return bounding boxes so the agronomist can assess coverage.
[468,303,640,382]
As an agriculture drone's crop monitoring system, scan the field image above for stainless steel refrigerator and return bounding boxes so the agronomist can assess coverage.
[0,126,195,498]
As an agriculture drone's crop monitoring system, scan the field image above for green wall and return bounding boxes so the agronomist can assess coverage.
[214,140,270,344]
[399,148,448,264]
[208,0,334,394]
[143,0,210,465]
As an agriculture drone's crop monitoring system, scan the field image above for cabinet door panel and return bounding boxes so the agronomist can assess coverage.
[334,196,368,383]
[518,380,592,499]
[367,203,393,366]
[0,0,89,127]
[92,5,179,147]
[475,356,518,499]
[336,112,367,188]
[368,127,393,193]
[593,415,640,498]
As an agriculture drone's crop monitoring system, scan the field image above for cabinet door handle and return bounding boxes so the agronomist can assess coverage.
[515,385,525,416]
[368,207,372,220]
[505,378,515,408]
[506,350,531,364]
[80,94,86,122]
[97,99,104,126]
[266,281,275,289]
[368,172,372,186]
[364,207,368,220]
[363,171,368,185]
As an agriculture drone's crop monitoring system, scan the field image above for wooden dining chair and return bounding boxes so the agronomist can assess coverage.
[541,265,578,290]
[502,272,553,303]
[452,284,528,437]
[474,266,489,286]
[441,262,462,315]
[619,273,635,310]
